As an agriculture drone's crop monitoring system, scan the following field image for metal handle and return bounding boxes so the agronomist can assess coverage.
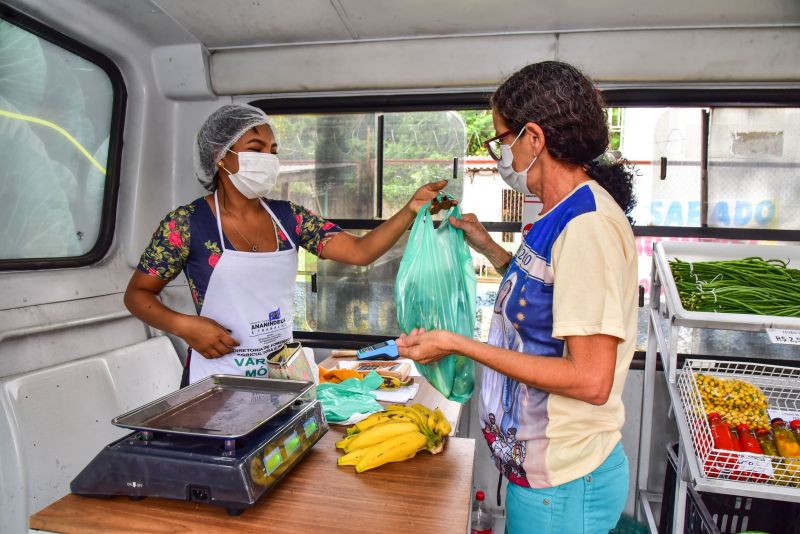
[296,270,319,293]
[0,309,132,344]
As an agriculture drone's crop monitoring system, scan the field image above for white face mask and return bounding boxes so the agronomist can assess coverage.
[497,128,537,195]
[223,150,280,199]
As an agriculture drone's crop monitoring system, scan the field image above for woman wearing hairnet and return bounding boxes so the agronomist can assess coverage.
[124,104,447,384]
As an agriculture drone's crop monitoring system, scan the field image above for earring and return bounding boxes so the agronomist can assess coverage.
[217,161,223,167]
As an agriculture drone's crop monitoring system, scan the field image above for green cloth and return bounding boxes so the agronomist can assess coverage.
[316,371,383,422]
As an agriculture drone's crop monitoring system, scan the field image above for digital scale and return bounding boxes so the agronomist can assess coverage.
[71,375,327,516]
[356,339,400,360]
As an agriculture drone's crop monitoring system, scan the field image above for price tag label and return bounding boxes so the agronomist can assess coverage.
[766,328,800,345]
[767,408,800,422]
[737,453,774,476]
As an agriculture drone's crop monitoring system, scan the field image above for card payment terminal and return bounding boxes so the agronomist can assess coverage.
[356,340,400,360]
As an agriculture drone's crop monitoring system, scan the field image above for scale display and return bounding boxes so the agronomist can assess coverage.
[264,449,283,476]
[284,432,301,455]
[303,417,318,438]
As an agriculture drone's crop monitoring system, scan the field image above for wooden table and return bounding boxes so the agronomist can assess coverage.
[30,363,475,533]
[30,430,475,534]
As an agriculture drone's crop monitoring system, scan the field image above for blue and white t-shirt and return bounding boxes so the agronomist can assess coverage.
[480,180,638,489]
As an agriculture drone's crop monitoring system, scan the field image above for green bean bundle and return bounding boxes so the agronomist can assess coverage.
[670,257,800,317]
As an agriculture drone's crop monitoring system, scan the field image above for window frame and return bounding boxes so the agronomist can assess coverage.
[0,4,127,271]
[255,90,800,346]
[253,88,800,242]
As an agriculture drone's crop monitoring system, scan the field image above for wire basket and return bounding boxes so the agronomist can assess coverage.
[678,359,800,489]
[662,442,800,534]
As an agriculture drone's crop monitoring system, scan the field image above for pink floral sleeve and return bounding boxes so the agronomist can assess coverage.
[289,202,342,256]
[136,206,192,281]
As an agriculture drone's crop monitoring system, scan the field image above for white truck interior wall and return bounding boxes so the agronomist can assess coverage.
[1,0,223,378]
[0,337,183,534]
[0,3,216,530]
[153,0,800,46]
[211,28,800,95]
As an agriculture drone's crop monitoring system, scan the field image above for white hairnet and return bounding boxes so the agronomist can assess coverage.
[193,104,273,191]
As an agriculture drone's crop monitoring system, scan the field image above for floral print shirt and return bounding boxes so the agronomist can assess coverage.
[137,197,342,313]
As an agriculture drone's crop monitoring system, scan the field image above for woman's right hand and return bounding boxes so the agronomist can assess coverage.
[176,316,240,359]
[124,272,239,359]
[449,213,494,254]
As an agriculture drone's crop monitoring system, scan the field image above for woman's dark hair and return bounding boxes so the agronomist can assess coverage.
[491,61,636,218]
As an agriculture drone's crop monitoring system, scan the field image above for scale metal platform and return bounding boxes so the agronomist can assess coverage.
[71,375,328,516]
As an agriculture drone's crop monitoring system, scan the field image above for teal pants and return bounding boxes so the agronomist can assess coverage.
[505,442,629,534]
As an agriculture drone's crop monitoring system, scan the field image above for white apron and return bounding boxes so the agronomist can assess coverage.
[189,192,298,383]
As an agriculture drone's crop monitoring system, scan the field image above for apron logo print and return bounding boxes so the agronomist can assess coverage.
[250,311,287,336]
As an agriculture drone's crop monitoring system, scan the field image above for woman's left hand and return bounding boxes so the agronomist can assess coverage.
[395,328,454,364]
[406,180,452,214]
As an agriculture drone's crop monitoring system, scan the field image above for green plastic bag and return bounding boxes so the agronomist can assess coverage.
[395,197,476,403]
[316,371,384,422]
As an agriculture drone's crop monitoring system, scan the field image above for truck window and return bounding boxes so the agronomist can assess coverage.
[266,102,798,353]
[270,110,467,337]
[0,11,124,268]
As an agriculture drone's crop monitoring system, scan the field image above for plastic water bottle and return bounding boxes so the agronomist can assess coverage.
[471,490,493,534]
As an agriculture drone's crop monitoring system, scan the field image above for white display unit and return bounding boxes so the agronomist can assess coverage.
[636,241,800,533]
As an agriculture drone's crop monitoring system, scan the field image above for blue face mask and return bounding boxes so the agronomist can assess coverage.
[497,128,537,195]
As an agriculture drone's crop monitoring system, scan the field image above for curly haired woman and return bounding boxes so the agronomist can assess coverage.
[397,61,637,533]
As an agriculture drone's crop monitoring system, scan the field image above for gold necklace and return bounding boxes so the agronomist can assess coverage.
[229,215,262,252]
[221,193,262,252]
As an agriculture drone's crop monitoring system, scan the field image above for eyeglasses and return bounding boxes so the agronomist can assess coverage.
[482,130,515,161]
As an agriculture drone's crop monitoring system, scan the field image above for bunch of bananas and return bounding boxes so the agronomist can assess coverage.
[694,373,770,431]
[335,403,452,473]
